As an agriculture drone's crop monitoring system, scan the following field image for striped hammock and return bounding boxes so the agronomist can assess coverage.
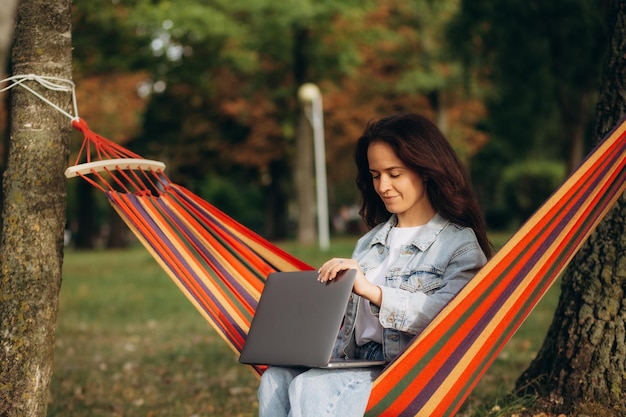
[66,117,626,417]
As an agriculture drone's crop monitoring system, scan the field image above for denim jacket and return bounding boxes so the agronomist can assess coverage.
[332,213,487,362]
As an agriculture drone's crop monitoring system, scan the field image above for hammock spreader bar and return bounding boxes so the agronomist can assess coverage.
[67,117,626,417]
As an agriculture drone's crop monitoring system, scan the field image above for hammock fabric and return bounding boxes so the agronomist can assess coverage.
[67,116,626,417]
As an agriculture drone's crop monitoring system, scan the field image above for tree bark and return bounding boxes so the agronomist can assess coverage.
[107,205,131,248]
[264,159,289,240]
[515,1,626,415]
[0,0,72,415]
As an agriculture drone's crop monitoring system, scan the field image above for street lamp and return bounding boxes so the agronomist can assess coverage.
[298,83,330,251]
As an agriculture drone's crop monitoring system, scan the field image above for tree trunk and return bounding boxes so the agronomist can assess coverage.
[515,1,626,415]
[107,205,131,248]
[562,89,595,174]
[72,179,96,249]
[264,159,289,240]
[0,0,72,415]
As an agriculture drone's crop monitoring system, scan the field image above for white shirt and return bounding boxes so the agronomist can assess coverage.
[355,225,423,346]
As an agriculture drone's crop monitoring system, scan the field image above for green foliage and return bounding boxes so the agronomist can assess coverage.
[390,0,464,95]
[130,0,257,75]
[449,0,607,152]
[489,160,566,230]
[196,174,266,233]
[72,1,151,75]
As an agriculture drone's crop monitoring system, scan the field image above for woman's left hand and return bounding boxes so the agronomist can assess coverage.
[318,258,382,306]
[317,258,361,283]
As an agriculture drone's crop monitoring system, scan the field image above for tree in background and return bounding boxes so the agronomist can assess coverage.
[449,0,608,229]
[515,1,626,415]
[0,0,73,415]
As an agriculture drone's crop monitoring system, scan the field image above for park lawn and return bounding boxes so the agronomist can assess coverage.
[49,234,559,416]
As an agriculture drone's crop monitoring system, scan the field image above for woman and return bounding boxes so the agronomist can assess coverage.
[258,113,492,417]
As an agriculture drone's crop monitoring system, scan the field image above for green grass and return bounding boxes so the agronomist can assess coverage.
[50,233,560,416]
[51,248,258,417]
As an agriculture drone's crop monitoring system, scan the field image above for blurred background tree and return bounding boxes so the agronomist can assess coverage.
[448,0,608,229]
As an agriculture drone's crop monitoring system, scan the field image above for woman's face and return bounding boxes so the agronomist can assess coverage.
[367,141,435,227]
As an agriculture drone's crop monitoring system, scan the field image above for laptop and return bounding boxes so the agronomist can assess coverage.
[239,269,387,369]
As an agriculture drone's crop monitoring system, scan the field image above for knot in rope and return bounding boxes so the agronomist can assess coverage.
[71,117,89,132]
[0,74,79,121]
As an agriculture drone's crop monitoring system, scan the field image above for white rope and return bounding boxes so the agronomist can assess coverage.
[0,74,79,121]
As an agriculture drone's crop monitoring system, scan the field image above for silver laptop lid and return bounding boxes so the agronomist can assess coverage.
[239,269,356,368]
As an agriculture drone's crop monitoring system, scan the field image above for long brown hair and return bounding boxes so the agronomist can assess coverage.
[355,113,492,258]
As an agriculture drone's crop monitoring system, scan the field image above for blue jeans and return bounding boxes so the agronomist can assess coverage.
[258,366,381,417]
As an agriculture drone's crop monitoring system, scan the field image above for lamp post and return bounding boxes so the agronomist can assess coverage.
[298,83,330,251]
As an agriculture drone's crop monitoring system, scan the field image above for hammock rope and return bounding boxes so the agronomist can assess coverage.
[63,116,626,416]
[0,74,79,120]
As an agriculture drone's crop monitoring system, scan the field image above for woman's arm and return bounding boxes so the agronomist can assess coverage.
[377,243,486,335]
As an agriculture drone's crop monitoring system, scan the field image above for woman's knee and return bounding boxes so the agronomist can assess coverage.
[288,369,376,417]
[259,367,305,417]
[259,367,301,396]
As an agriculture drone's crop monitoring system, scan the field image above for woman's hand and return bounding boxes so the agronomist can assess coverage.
[318,258,382,307]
